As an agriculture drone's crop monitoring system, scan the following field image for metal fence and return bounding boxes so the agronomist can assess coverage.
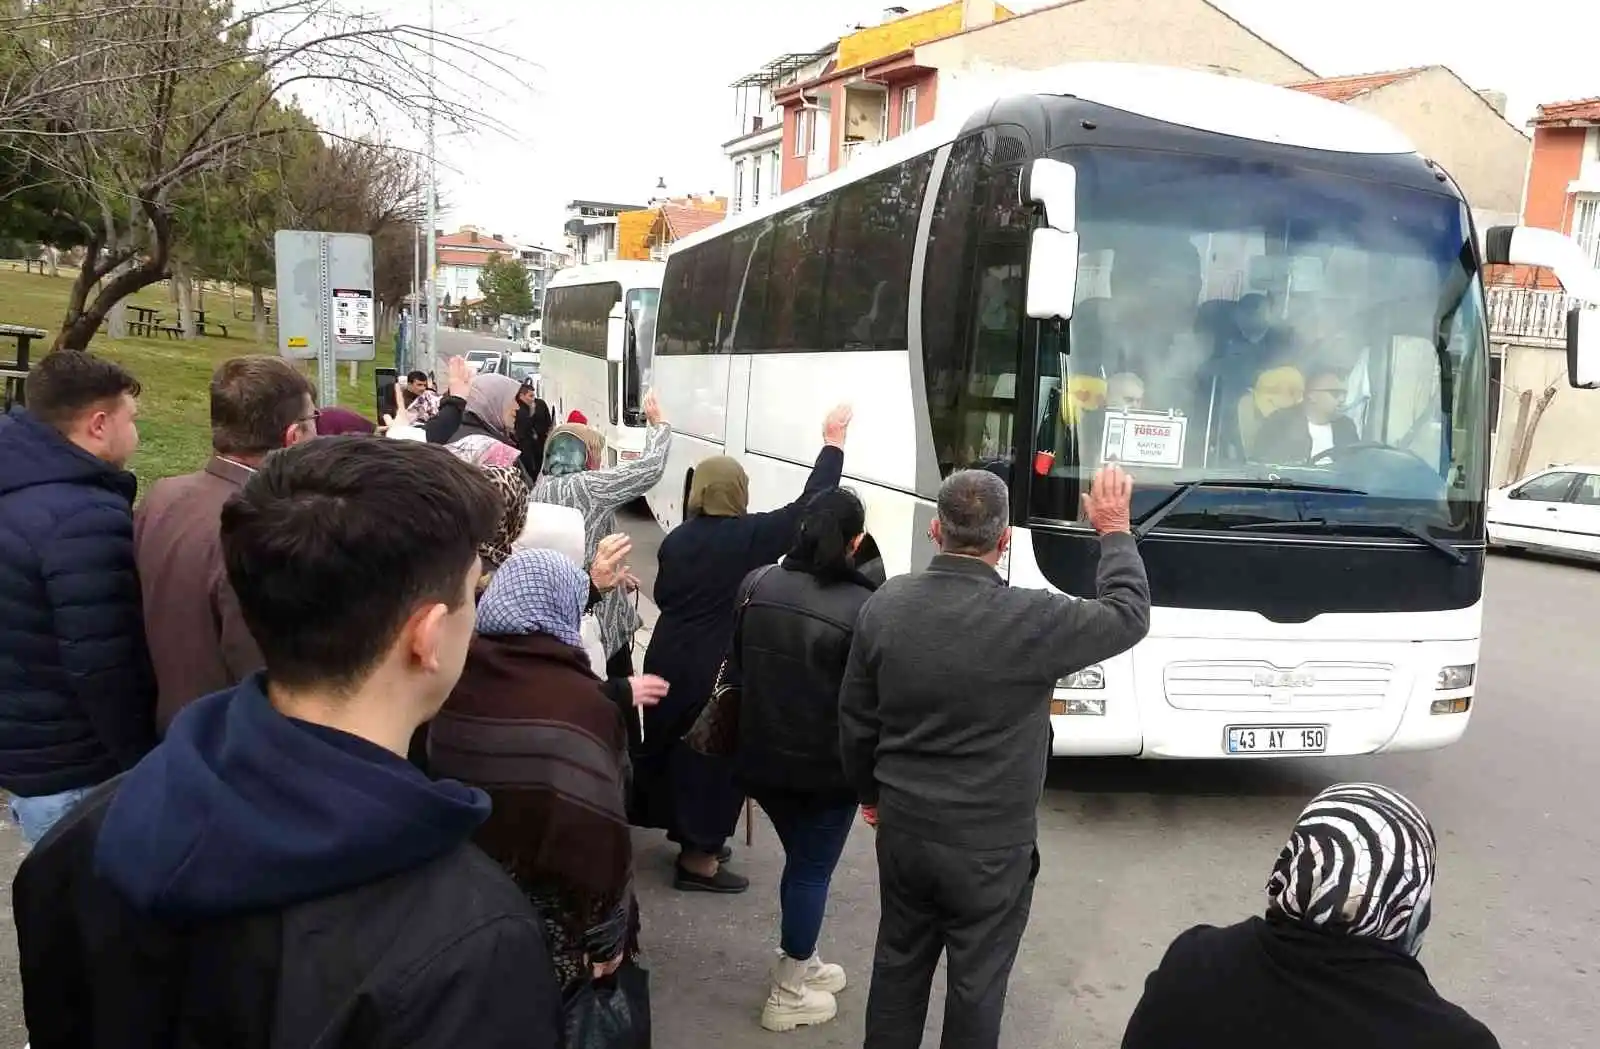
[1487,286,1571,344]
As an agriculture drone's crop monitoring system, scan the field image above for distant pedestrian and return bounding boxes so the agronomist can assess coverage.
[841,464,1149,1049]
[639,404,852,895]
[134,356,317,731]
[1122,782,1500,1049]
[14,437,563,1046]
[396,368,441,425]
[532,390,672,679]
[731,486,884,1031]
[514,378,553,481]
[0,350,155,846]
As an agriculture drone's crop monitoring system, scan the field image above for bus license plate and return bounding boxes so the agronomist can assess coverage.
[1225,725,1328,755]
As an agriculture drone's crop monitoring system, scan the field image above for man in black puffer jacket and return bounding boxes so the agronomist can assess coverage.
[0,351,155,846]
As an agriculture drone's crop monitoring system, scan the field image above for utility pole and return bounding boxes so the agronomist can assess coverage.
[424,0,440,379]
[409,223,420,374]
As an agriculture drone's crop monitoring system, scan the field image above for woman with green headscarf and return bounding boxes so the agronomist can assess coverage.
[637,404,853,895]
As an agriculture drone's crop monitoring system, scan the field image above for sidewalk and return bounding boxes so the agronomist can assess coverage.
[633,589,660,653]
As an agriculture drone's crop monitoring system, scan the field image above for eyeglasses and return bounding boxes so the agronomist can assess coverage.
[299,410,323,425]
[1311,388,1347,398]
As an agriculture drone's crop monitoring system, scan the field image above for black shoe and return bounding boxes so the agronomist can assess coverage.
[717,845,734,863]
[675,864,749,894]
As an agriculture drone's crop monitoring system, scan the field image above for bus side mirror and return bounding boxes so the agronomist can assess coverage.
[1569,307,1600,389]
[1026,229,1080,321]
[1024,158,1079,322]
[606,305,625,362]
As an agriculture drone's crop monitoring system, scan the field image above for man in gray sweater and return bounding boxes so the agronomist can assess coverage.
[840,464,1149,1049]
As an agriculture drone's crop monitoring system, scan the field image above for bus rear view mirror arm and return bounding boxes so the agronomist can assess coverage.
[1481,225,1600,303]
[606,304,625,363]
[1024,158,1080,322]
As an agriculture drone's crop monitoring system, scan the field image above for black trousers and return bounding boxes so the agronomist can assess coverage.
[864,826,1038,1049]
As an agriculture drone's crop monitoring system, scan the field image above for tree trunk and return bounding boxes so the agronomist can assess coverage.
[173,260,195,339]
[1507,384,1561,481]
[252,285,268,344]
[45,246,59,279]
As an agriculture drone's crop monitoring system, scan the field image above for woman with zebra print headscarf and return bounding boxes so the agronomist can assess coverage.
[1121,783,1500,1049]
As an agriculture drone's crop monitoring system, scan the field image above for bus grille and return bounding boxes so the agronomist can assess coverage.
[1162,661,1394,713]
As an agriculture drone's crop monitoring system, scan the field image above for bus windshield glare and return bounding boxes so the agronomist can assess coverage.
[1022,147,1488,539]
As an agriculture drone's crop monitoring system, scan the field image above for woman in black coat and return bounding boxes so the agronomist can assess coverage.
[730,487,881,1032]
[637,404,852,894]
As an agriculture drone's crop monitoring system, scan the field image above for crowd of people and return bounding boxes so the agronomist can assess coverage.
[0,348,1501,1048]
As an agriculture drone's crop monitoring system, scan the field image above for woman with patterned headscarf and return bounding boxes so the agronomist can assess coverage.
[429,549,642,1002]
[1122,783,1499,1049]
[475,466,532,593]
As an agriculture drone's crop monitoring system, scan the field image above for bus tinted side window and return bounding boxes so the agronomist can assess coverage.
[765,197,834,350]
[824,158,930,352]
[657,255,696,357]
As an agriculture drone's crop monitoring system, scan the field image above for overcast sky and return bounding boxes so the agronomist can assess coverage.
[359,0,1599,248]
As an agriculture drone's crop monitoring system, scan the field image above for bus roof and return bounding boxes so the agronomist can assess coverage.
[547,260,665,291]
[668,61,1420,257]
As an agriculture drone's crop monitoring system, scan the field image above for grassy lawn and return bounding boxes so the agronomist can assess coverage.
[0,265,394,488]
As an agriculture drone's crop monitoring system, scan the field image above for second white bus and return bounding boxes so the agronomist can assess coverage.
[541,261,664,465]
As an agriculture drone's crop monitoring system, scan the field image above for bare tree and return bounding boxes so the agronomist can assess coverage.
[0,0,522,351]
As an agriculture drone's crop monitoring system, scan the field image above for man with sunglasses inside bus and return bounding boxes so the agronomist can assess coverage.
[1251,362,1357,466]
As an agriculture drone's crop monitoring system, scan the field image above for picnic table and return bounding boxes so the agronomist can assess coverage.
[127,305,161,337]
[0,323,48,409]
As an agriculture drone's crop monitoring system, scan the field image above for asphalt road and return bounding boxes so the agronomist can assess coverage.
[436,326,519,359]
[0,538,1594,1047]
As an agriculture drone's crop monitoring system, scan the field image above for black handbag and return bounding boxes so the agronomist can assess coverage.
[682,565,776,757]
[563,960,651,1049]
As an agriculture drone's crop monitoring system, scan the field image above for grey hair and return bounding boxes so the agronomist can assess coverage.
[936,469,1010,554]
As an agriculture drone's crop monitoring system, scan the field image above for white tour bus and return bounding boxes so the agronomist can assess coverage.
[541,261,664,464]
[645,62,1600,760]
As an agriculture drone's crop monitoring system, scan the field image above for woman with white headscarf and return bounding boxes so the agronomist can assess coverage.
[1121,783,1499,1049]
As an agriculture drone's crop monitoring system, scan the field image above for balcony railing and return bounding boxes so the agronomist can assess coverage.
[1486,285,1572,345]
[841,138,882,167]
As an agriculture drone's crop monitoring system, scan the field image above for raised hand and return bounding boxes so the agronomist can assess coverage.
[1081,463,1133,535]
[823,404,853,448]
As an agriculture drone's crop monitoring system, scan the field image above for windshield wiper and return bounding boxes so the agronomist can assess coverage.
[1133,479,1364,540]
[1225,518,1468,565]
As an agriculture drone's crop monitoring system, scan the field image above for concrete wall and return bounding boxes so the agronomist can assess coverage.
[915,0,1314,87]
[1345,68,1529,216]
[1492,340,1600,485]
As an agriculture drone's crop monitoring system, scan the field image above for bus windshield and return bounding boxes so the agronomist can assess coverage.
[623,287,660,423]
[1025,147,1488,539]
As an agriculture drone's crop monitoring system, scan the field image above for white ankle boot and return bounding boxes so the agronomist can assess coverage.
[760,953,838,1032]
[801,952,847,994]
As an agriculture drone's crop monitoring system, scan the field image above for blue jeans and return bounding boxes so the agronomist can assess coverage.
[758,793,857,960]
[9,786,92,848]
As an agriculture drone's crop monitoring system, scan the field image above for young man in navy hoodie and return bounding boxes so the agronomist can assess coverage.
[13,437,563,1048]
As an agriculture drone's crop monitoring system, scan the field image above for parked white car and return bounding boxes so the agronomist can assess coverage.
[1486,464,1600,560]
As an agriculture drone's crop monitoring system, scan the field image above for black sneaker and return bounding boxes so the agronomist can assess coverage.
[675,864,749,894]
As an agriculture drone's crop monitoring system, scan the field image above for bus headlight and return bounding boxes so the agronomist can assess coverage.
[1058,665,1105,690]
[1435,664,1475,690]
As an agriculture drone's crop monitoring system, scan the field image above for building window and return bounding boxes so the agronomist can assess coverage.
[733,160,745,215]
[752,158,763,209]
[1575,194,1600,269]
[769,151,780,199]
[795,109,813,157]
[899,85,918,136]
